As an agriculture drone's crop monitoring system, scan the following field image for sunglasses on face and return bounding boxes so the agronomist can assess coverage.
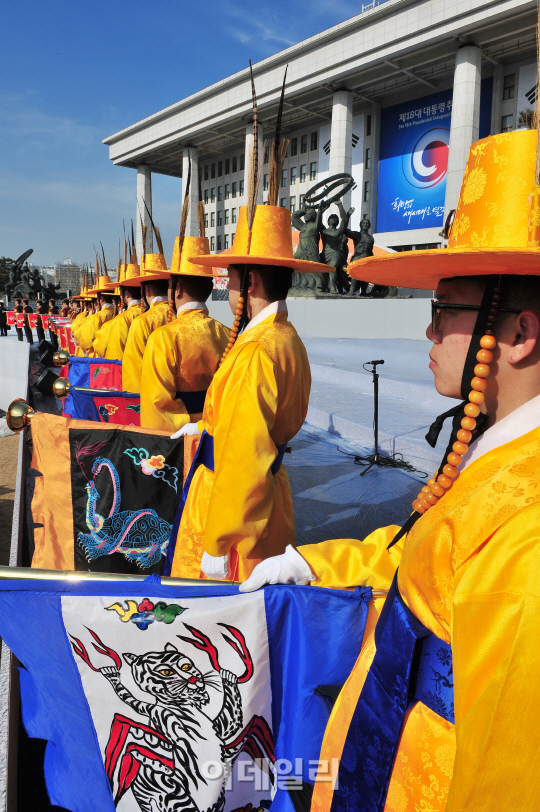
[431,300,521,333]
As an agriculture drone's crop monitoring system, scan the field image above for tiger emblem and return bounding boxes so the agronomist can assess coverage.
[70,622,274,812]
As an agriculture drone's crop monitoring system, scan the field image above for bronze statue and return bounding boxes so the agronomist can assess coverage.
[346,216,374,296]
[320,202,354,294]
[291,204,325,292]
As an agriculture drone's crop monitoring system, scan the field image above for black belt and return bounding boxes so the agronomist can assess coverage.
[175,390,207,414]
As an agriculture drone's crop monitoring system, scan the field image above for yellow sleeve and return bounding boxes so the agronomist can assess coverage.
[299,526,403,589]
[446,502,540,811]
[77,313,99,353]
[204,342,280,558]
[92,317,115,358]
[122,317,148,393]
[140,328,190,432]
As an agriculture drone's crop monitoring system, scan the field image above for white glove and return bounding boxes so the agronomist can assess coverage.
[239,545,315,593]
[201,551,231,580]
[170,422,201,440]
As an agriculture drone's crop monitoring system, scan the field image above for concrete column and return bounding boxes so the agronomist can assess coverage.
[329,90,353,210]
[181,147,200,237]
[369,102,381,231]
[245,121,264,203]
[136,165,153,258]
[490,65,503,135]
[444,45,482,215]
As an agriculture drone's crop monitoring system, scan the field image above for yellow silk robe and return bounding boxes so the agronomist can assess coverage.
[105,304,143,360]
[70,312,87,356]
[140,307,230,432]
[301,426,540,812]
[75,307,114,357]
[122,301,169,393]
[92,316,117,358]
[170,310,311,581]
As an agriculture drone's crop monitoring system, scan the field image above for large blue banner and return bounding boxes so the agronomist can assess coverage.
[377,89,452,233]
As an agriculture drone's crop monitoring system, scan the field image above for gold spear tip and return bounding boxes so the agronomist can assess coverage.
[52,349,70,367]
[7,399,35,432]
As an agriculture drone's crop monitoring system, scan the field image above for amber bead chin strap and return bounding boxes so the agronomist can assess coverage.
[412,286,501,514]
[218,268,249,367]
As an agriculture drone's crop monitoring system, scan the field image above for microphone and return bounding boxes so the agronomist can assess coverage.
[368,360,384,365]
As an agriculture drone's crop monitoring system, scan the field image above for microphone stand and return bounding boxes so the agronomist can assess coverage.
[353,360,416,476]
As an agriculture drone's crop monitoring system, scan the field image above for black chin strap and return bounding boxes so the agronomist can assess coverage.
[387,277,497,550]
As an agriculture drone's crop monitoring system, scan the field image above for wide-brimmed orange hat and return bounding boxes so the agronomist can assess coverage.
[128,253,169,286]
[348,129,540,288]
[192,205,333,273]
[171,236,219,277]
[88,274,115,294]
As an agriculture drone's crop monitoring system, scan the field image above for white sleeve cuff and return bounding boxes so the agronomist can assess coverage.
[201,551,231,580]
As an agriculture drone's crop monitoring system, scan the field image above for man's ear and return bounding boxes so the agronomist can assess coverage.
[247,271,256,295]
[507,310,540,365]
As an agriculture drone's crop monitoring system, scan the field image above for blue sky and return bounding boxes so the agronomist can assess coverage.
[0,0,360,267]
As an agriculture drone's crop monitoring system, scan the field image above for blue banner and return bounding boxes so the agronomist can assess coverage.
[377,89,452,233]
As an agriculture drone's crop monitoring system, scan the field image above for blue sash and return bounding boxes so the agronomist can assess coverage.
[331,573,453,812]
[175,389,207,414]
[164,430,289,575]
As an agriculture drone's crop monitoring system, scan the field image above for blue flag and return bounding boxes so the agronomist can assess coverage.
[0,579,370,812]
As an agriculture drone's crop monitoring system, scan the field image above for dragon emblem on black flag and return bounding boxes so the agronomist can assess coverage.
[70,622,274,812]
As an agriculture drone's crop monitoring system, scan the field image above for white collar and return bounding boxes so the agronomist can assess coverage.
[177,301,208,317]
[244,300,287,333]
[149,296,168,307]
[127,299,141,309]
[461,392,540,470]
[101,304,113,310]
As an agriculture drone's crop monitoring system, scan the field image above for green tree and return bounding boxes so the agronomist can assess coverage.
[517,108,535,129]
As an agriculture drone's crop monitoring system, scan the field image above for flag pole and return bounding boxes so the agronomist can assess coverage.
[0,565,238,586]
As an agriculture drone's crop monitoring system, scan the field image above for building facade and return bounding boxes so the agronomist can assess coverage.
[54,259,81,295]
[103,0,537,258]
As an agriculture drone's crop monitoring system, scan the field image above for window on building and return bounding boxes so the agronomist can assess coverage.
[231,232,235,243]
[300,164,307,183]
[501,114,514,132]
[232,156,238,173]
[290,196,296,212]
[217,210,223,226]
[239,180,244,196]
[211,211,216,227]
[280,197,287,208]
[366,115,372,137]
[224,209,230,225]
[300,193,306,207]
[232,182,237,198]
[240,154,245,170]
[263,174,269,191]
[224,234,229,249]
[281,169,288,187]
[204,189,209,204]
[204,213,209,229]
[290,137,298,156]
[211,187,216,202]
[218,161,223,177]
[290,166,297,184]
[210,236,215,251]
[365,147,371,169]
[225,158,230,175]
[264,145,269,164]
[211,163,216,179]
[310,131,318,151]
[232,208,237,223]
[218,186,223,202]
[204,166,209,181]
[217,235,223,251]
[310,162,317,181]
[364,181,370,202]
[225,184,230,199]
[300,134,308,154]
[503,74,515,101]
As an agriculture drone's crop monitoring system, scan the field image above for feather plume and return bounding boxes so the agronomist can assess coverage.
[124,238,128,267]
[100,242,107,277]
[178,157,192,254]
[197,200,206,238]
[140,216,147,262]
[247,61,260,232]
[130,220,138,265]
[144,201,164,255]
[267,66,290,206]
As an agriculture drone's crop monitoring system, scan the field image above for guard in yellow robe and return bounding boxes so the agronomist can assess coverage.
[140,235,230,432]
[104,269,142,361]
[75,275,115,357]
[168,204,333,581]
[122,254,170,393]
[240,129,540,812]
